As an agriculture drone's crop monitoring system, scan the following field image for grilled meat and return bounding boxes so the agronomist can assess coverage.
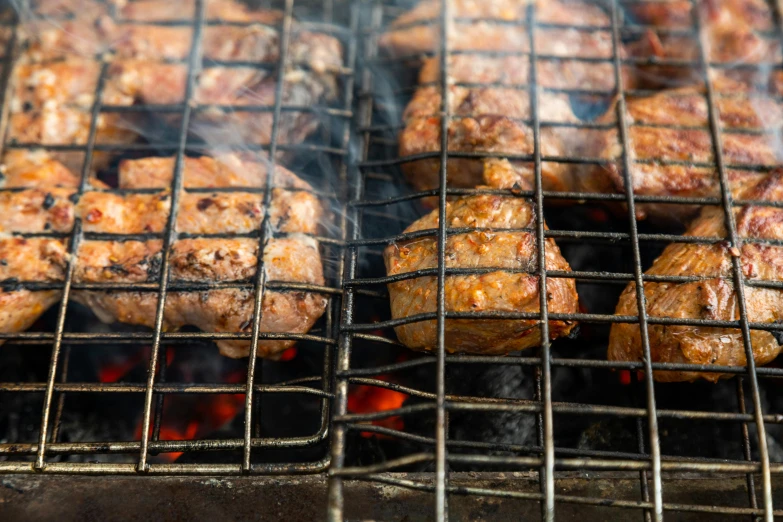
[384,159,578,354]
[0,237,67,345]
[399,68,578,195]
[583,85,783,223]
[15,0,343,169]
[72,154,327,359]
[379,0,611,58]
[609,170,783,382]
[625,0,778,89]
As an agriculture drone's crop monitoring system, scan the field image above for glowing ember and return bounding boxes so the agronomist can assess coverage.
[347,375,408,438]
[129,355,247,463]
[618,370,645,385]
[279,347,297,362]
[98,346,150,383]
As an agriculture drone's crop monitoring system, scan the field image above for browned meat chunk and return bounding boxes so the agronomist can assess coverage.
[71,154,327,359]
[384,159,578,354]
[0,237,67,345]
[16,0,343,167]
[380,0,611,58]
[399,71,577,194]
[625,0,779,89]
[75,235,326,359]
[0,188,76,233]
[584,86,783,223]
[609,170,783,382]
[2,150,82,188]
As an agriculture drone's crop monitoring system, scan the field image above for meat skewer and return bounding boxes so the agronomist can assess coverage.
[608,170,783,382]
[385,158,579,354]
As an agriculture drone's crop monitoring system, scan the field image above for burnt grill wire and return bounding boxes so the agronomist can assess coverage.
[328,0,783,520]
[0,0,358,473]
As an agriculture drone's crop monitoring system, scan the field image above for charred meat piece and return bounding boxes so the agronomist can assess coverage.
[118,0,283,24]
[584,86,783,223]
[399,68,577,194]
[385,159,578,354]
[0,237,67,346]
[380,0,611,58]
[609,170,783,382]
[191,67,338,148]
[624,0,778,89]
[18,0,343,164]
[2,150,82,188]
[418,53,620,101]
[72,154,327,360]
[0,188,76,233]
[75,235,326,359]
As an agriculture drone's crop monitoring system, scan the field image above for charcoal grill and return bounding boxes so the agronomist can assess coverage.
[1,0,783,521]
[328,0,783,521]
[0,0,357,476]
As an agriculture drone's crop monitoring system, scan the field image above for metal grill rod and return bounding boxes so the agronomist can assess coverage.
[691,1,774,518]
[241,0,295,473]
[433,0,452,518]
[33,59,112,470]
[137,0,206,472]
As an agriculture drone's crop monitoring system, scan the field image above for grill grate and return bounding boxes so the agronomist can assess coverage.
[1,0,783,520]
[0,0,357,474]
[328,0,783,521]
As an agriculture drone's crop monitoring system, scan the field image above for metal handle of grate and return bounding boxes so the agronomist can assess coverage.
[0,0,358,474]
[327,0,782,521]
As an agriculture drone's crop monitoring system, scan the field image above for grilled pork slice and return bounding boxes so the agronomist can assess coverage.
[583,85,783,223]
[0,237,67,345]
[20,0,343,164]
[625,0,778,89]
[72,154,327,359]
[608,170,783,382]
[75,236,326,359]
[379,0,611,58]
[384,159,578,354]
[399,76,577,195]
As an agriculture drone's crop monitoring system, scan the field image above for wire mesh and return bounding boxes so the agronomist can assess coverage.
[328,0,783,520]
[0,0,357,474]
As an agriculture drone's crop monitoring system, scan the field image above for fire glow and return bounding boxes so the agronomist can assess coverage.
[347,375,408,438]
[97,346,253,462]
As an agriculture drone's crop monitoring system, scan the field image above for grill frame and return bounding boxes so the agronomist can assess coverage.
[0,0,782,521]
[0,0,358,475]
[327,1,783,521]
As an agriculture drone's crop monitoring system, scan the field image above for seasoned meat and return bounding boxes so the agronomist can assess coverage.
[584,86,783,222]
[71,154,327,359]
[191,67,338,148]
[0,237,67,346]
[75,235,326,359]
[2,150,82,188]
[624,0,778,89]
[17,0,343,166]
[384,159,578,354]
[418,53,620,99]
[119,0,283,24]
[0,188,76,233]
[0,144,74,344]
[399,76,577,194]
[380,0,612,58]
[117,154,322,234]
[608,170,783,382]
[117,153,314,190]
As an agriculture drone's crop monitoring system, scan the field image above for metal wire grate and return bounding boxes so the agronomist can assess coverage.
[0,0,357,474]
[328,0,783,520]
